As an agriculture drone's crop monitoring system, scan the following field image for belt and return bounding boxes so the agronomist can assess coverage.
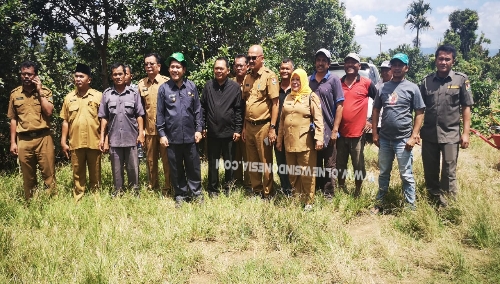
[246,119,271,126]
[18,129,50,138]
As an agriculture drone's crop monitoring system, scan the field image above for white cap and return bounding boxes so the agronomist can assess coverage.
[315,48,331,60]
[380,60,391,68]
[344,52,360,63]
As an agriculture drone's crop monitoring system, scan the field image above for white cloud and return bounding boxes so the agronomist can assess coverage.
[478,1,500,49]
[436,6,459,14]
[344,0,411,12]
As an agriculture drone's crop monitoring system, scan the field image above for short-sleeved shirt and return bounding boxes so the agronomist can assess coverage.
[156,78,202,144]
[60,88,102,150]
[138,74,169,136]
[420,70,474,144]
[339,75,378,138]
[98,86,144,147]
[242,66,279,121]
[309,71,345,145]
[374,79,425,140]
[7,86,53,132]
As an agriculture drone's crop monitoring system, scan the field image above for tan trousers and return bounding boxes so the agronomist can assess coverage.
[18,133,56,200]
[234,138,251,186]
[286,150,317,205]
[144,134,170,195]
[71,148,101,201]
[245,123,273,196]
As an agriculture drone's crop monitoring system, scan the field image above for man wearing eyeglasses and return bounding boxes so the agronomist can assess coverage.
[241,45,279,199]
[138,53,171,196]
[8,61,56,200]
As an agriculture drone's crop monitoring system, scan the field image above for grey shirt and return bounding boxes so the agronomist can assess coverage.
[98,85,145,147]
[419,70,474,144]
[374,79,425,140]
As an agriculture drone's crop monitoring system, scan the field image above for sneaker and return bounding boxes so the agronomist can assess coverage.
[404,203,417,211]
[304,204,313,211]
[208,191,219,198]
[324,194,333,202]
[111,189,124,198]
[175,197,185,208]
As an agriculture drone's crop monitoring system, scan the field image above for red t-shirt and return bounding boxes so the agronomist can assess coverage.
[339,75,377,138]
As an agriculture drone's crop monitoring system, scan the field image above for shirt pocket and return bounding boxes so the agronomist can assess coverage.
[424,90,438,107]
[108,101,117,114]
[13,99,26,115]
[446,88,460,107]
[87,101,99,117]
[124,101,135,116]
[256,82,267,99]
[69,104,79,122]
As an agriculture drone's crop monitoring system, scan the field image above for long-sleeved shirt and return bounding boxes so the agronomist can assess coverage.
[201,78,243,138]
[156,78,202,144]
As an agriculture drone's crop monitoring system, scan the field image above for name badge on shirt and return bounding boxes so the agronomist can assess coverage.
[188,92,194,97]
[448,85,460,89]
[169,94,176,102]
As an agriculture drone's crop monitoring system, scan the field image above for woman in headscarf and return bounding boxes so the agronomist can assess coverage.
[276,68,324,210]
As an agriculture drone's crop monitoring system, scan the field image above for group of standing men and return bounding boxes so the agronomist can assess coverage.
[8,43,472,210]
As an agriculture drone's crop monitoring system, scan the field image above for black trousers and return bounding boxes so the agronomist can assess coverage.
[167,143,201,200]
[207,137,235,193]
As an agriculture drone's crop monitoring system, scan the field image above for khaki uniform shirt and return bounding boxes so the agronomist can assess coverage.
[7,86,53,132]
[60,88,102,150]
[420,70,474,144]
[242,66,279,121]
[138,74,169,135]
[277,93,324,152]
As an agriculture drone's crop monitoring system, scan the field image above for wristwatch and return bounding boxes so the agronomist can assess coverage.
[270,124,276,129]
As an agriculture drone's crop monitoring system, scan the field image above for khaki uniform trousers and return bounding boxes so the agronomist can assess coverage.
[245,123,273,196]
[144,134,170,196]
[18,133,56,200]
[233,139,251,187]
[286,150,317,205]
[71,148,101,201]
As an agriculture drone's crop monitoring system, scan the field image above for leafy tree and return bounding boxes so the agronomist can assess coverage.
[375,24,388,55]
[404,0,432,48]
[447,9,479,60]
[40,0,134,88]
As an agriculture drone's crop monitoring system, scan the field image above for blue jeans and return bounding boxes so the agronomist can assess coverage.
[376,137,416,205]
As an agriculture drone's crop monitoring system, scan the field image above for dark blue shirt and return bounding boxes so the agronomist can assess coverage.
[98,86,144,147]
[309,71,345,145]
[276,85,291,135]
[156,78,202,144]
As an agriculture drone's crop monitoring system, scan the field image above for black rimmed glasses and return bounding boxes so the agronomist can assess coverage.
[246,55,262,61]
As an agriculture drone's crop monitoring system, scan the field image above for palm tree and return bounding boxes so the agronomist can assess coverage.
[375,24,388,55]
[404,0,432,48]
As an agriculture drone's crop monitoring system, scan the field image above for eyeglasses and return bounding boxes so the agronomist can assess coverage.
[144,62,157,66]
[21,72,35,77]
[246,55,262,61]
[234,64,247,68]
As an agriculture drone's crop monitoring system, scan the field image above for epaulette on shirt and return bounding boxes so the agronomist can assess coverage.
[453,72,468,79]
[11,86,22,94]
[161,75,169,81]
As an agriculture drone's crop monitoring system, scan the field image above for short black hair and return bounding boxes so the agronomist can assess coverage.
[281,58,294,69]
[435,44,457,59]
[145,53,161,64]
[215,57,230,69]
[124,65,132,74]
[20,61,39,75]
[234,54,247,64]
[110,63,125,74]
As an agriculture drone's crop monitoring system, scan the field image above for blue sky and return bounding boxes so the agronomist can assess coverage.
[344,0,500,57]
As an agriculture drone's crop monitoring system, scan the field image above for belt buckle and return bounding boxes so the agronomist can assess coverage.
[29,132,37,137]
[251,120,257,126]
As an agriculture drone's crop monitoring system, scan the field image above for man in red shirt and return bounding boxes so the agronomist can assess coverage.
[337,53,378,197]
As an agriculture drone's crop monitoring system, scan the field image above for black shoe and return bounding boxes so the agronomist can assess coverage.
[111,189,124,198]
[208,191,219,198]
[193,194,204,204]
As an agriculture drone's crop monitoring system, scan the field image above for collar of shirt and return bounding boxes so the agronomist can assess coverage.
[340,74,361,83]
[167,78,186,90]
[309,70,331,82]
[213,78,228,90]
[111,85,132,96]
[250,66,265,78]
[433,69,455,82]
[147,74,162,85]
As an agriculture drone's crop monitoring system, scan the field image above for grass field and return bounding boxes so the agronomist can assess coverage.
[1,136,499,283]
